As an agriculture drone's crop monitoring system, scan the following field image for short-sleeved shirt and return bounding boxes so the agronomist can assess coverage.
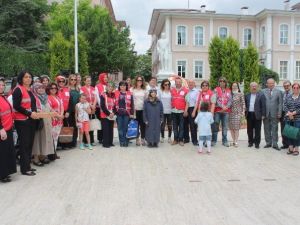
[76,102,90,122]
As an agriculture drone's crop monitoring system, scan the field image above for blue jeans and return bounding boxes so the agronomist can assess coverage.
[116,115,130,144]
[285,120,300,147]
[212,112,229,144]
[172,112,184,142]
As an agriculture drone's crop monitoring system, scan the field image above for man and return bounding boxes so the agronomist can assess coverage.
[245,82,266,149]
[184,80,199,146]
[171,77,188,146]
[280,80,292,149]
[212,77,232,147]
[147,77,159,93]
[263,78,283,150]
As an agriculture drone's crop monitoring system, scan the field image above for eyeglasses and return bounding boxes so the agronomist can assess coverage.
[293,87,300,89]
[137,79,143,82]
[283,85,290,88]
[50,87,58,90]
[70,79,77,81]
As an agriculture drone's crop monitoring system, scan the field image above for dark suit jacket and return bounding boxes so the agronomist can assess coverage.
[245,91,266,120]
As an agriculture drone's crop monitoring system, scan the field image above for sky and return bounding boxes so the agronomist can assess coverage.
[111,0,296,55]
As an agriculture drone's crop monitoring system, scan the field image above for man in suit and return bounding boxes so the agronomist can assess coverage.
[245,82,266,149]
[263,78,283,150]
[280,80,292,149]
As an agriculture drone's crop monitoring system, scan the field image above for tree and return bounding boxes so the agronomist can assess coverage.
[259,65,279,89]
[49,32,71,79]
[70,34,89,76]
[134,50,152,81]
[209,36,223,89]
[221,36,240,83]
[243,42,259,93]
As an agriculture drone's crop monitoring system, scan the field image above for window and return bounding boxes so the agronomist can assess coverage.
[194,26,204,46]
[296,61,300,79]
[177,61,186,78]
[219,27,228,40]
[194,61,203,79]
[177,26,186,45]
[260,26,266,46]
[243,28,252,47]
[280,24,288,44]
[296,25,300,45]
[279,61,288,79]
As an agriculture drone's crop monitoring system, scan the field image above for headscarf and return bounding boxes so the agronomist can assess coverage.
[98,73,108,85]
[32,83,48,105]
[56,75,66,85]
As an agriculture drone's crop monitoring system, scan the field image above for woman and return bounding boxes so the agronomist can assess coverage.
[41,75,50,87]
[47,83,64,153]
[143,90,163,148]
[0,78,16,182]
[67,74,80,148]
[132,75,148,146]
[228,82,245,147]
[13,70,38,176]
[100,82,116,148]
[32,83,55,166]
[115,81,134,147]
[284,82,300,156]
[81,76,97,146]
[76,73,82,89]
[158,79,172,143]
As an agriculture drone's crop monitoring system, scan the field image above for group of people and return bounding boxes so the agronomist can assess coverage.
[1,71,300,183]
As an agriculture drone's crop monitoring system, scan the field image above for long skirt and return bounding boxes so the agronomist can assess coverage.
[0,129,17,179]
[52,125,63,150]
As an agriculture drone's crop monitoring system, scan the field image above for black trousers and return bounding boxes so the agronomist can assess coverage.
[83,114,95,144]
[67,112,78,147]
[136,110,145,139]
[96,107,103,143]
[161,113,172,138]
[247,112,262,146]
[101,118,114,147]
[15,119,36,173]
[183,107,198,144]
[280,113,288,147]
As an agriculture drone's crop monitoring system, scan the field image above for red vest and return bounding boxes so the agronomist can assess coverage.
[196,89,214,110]
[58,87,70,112]
[171,87,188,111]
[214,87,231,113]
[0,96,13,131]
[81,86,96,104]
[96,83,106,95]
[48,95,63,126]
[100,93,116,119]
[115,90,132,115]
[14,85,31,121]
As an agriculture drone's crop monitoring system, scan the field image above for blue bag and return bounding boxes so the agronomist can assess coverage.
[126,119,139,139]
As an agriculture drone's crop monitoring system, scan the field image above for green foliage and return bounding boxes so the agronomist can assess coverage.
[243,42,259,94]
[0,0,50,52]
[208,36,223,89]
[0,44,49,77]
[49,32,71,79]
[133,50,152,81]
[259,65,279,89]
[70,34,89,76]
[221,36,240,83]
[239,49,245,83]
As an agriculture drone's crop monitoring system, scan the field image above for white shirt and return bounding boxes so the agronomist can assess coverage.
[158,90,172,114]
[76,102,90,122]
[249,93,256,112]
[132,89,147,110]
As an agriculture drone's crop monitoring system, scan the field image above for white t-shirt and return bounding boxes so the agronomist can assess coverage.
[194,112,214,136]
[76,102,90,122]
[132,89,147,110]
[158,90,172,114]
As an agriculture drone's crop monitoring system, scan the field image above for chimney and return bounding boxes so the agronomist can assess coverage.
[284,0,290,10]
[200,5,206,13]
[241,6,249,15]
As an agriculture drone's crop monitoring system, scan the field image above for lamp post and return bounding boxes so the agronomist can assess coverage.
[74,0,79,73]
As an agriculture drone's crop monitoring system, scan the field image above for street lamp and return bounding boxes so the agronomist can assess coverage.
[74,0,79,73]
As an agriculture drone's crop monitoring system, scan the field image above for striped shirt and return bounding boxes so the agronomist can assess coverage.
[283,94,300,121]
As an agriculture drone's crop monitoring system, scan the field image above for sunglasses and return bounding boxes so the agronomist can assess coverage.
[219,80,225,82]
[58,80,65,83]
[293,87,300,89]
[137,79,143,82]
[164,83,170,86]
[50,87,58,90]
[70,79,77,81]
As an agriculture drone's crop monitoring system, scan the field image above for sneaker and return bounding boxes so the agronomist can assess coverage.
[211,142,216,147]
[88,144,93,150]
[198,149,203,154]
[160,138,164,143]
[91,143,97,146]
[141,139,146,146]
[84,144,89,147]
[168,137,172,143]
[80,144,85,150]
[223,142,230,147]
[171,140,178,145]
[179,141,184,146]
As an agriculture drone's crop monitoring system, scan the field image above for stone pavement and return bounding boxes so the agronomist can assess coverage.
[1,129,300,225]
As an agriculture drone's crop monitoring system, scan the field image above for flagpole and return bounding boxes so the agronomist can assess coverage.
[74,0,79,73]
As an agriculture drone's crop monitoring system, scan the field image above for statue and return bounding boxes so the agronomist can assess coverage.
[157,33,169,72]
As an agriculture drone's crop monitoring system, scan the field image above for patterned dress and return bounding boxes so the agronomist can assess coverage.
[229,92,245,130]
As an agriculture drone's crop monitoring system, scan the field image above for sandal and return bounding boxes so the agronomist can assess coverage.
[22,171,36,176]
[33,161,44,167]
[293,150,299,156]
[287,150,294,155]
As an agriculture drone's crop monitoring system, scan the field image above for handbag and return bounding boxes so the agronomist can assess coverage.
[58,125,74,143]
[283,121,300,140]
[126,119,139,139]
[90,118,101,131]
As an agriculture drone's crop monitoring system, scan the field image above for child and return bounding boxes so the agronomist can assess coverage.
[194,102,214,154]
[75,94,92,150]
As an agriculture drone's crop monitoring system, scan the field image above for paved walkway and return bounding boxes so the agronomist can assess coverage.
[1,129,300,225]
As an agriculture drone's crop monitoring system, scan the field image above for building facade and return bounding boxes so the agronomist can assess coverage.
[148,5,300,84]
